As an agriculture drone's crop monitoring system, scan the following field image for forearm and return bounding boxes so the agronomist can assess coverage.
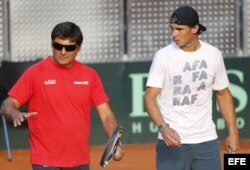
[145,101,164,126]
[216,88,239,152]
[216,88,238,136]
[144,90,165,127]
[102,112,119,138]
[1,97,21,121]
[96,103,119,138]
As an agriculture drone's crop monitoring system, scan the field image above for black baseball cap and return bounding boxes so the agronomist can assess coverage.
[169,6,206,32]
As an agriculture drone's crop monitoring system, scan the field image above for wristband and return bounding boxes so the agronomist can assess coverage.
[158,122,169,131]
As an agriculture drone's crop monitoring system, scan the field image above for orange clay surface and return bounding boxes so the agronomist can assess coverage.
[0,140,249,170]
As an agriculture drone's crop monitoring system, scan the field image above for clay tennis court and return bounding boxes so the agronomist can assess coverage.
[1,140,249,170]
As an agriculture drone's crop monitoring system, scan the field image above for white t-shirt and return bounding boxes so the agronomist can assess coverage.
[146,40,229,144]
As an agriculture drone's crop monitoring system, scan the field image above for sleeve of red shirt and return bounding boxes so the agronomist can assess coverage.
[8,67,34,105]
[90,70,110,107]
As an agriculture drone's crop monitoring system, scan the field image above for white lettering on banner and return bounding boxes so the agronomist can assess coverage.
[129,73,148,117]
[132,122,142,133]
[216,117,245,130]
[131,122,158,134]
[217,70,248,113]
[149,122,158,133]
[217,118,226,130]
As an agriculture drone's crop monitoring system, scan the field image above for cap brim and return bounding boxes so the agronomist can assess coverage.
[199,24,206,32]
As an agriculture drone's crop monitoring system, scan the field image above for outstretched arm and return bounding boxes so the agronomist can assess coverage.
[216,87,239,153]
[0,97,37,127]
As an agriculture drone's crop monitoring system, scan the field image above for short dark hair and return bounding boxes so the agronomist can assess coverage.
[51,22,83,46]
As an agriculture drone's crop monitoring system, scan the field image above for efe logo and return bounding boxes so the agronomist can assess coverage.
[224,154,249,170]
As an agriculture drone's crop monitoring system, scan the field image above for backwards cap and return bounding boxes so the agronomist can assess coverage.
[169,6,206,32]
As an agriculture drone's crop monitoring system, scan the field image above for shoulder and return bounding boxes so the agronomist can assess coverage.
[200,41,222,55]
[22,57,47,73]
[76,61,100,77]
[153,42,178,61]
[199,41,225,67]
[77,61,96,72]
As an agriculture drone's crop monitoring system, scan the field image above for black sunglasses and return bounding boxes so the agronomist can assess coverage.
[52,41,78,52]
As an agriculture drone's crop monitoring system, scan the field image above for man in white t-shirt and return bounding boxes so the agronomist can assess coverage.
[144,5,239,170]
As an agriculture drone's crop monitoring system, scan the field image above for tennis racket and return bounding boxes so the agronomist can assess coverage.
[100,125,122,167]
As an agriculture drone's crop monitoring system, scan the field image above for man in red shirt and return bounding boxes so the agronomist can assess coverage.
[0,22,124,170]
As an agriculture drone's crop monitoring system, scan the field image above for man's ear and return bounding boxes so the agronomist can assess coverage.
[78,44,82,52]
[192,24,200,34]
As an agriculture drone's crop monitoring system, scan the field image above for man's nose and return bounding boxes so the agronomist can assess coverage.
[172,29,178,37]
[60,47,67,54]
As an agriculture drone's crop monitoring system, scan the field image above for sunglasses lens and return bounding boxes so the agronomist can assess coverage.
[65,45,77,52]
[53,42,63,51]
[52,42,77,52]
